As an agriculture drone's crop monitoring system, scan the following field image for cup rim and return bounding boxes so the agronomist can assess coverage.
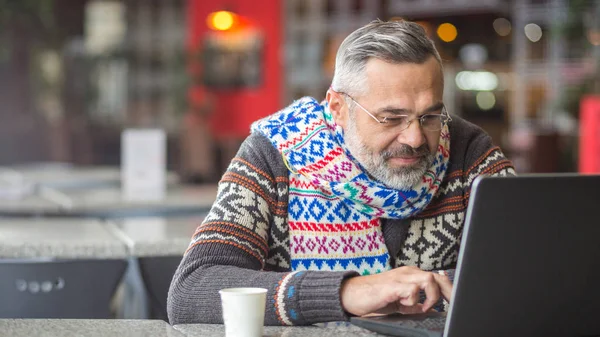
[219,287,268,295]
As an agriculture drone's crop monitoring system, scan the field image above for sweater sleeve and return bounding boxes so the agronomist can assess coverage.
[463,131,516,182]
[167,133,356,326]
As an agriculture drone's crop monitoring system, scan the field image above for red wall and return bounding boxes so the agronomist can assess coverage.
[579,96,600,173]
[187,0,282,139]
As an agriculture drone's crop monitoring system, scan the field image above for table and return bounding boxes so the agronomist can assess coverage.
[0,184,217,218]
[1,165,180,190]
[0,165,186,217]
[0,219,128,318]
[0,218,128,259]
[49,185,217,218]
[174,322,382,336]
[106,217,203,320]
[107,217,202,258]
[0,170,63,216]
[4,165,121,190]
[0,194,64,217]
[0,319,185,337]
[0,319,383,337]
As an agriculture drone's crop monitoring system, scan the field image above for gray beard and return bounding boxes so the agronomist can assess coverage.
[344,119,435,191]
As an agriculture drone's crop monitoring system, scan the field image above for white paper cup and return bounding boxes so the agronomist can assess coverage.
[219,288,268,337]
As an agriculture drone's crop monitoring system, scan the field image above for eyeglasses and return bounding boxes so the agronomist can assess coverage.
[343,93,452,132]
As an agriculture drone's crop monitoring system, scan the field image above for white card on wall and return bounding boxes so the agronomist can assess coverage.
[121,129,166,202]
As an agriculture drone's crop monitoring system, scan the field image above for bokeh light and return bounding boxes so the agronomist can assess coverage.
[207,11,236,31]
[455,71,499,91]
[493,18,512,37]
[437,23,458,42]
[524,23,543,42]
[587,30,600,46]
[476,92,496,110]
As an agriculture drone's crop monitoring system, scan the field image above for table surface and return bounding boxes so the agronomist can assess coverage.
[0,218,128,259]
[14,166,122,190]
[0,176,61,213]
[0,319,185,337]
[107,216,204,257]
[0,319,383,337]
[1,165,180,190]
[0,195,62,213]
[54,185,217,212]
[0,184,217,218]
[0,166,192,216]
[173,322,382,336]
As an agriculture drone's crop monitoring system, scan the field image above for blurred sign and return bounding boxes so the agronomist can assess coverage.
[121,129,166,202]
[579,96,600,173]
[202,31,263,89]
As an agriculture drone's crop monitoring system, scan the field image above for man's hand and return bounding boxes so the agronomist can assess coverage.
[340,266,453,316]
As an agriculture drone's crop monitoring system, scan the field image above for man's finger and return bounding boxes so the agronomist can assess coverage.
[396,283,420,307]
[420,275,441,312]
[433,273,453,301]
[398,303,425,315]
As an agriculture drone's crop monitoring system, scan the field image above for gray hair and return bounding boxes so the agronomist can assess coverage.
[331,19,442,97]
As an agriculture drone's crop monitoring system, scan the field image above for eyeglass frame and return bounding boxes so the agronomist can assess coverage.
[339,92,452,132]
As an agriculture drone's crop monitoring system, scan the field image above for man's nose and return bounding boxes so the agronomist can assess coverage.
[397,120,426,149]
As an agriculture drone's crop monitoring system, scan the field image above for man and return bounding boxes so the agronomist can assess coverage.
[168,19,515,325]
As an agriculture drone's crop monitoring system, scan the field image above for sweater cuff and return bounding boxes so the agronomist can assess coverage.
[292,271,358,324]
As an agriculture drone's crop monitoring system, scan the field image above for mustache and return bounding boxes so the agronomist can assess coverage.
[381,144,430,160]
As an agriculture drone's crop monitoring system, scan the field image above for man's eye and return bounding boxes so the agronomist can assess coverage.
[382,117,407,125]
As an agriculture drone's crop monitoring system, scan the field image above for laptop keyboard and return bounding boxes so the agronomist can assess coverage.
[352,313,448,337]
[395,316,446,331]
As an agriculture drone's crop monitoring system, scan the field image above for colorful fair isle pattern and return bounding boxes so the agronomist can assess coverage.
[252,97,451,275]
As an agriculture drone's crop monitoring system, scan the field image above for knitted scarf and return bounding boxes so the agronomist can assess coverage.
[252,97,450,275]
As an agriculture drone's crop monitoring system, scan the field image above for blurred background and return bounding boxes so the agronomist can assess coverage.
[1,0,599,179]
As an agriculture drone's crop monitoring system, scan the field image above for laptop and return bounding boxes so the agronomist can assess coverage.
[351,174,600,337]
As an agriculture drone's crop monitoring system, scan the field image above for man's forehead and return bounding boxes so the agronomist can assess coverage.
[363,58,443,94]
[364,56,443,76]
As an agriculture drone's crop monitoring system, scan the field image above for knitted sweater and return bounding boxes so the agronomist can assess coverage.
[167,115,515,326]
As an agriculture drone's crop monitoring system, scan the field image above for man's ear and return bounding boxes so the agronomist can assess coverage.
[326,89,348,129]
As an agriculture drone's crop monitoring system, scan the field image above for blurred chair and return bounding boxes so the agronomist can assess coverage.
[138,256,183,320]
[106,217,201,320]
[0,219,129,319]
[0,259,127,318]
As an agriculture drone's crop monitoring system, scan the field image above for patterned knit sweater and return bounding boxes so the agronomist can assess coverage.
[167,115,515,326]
